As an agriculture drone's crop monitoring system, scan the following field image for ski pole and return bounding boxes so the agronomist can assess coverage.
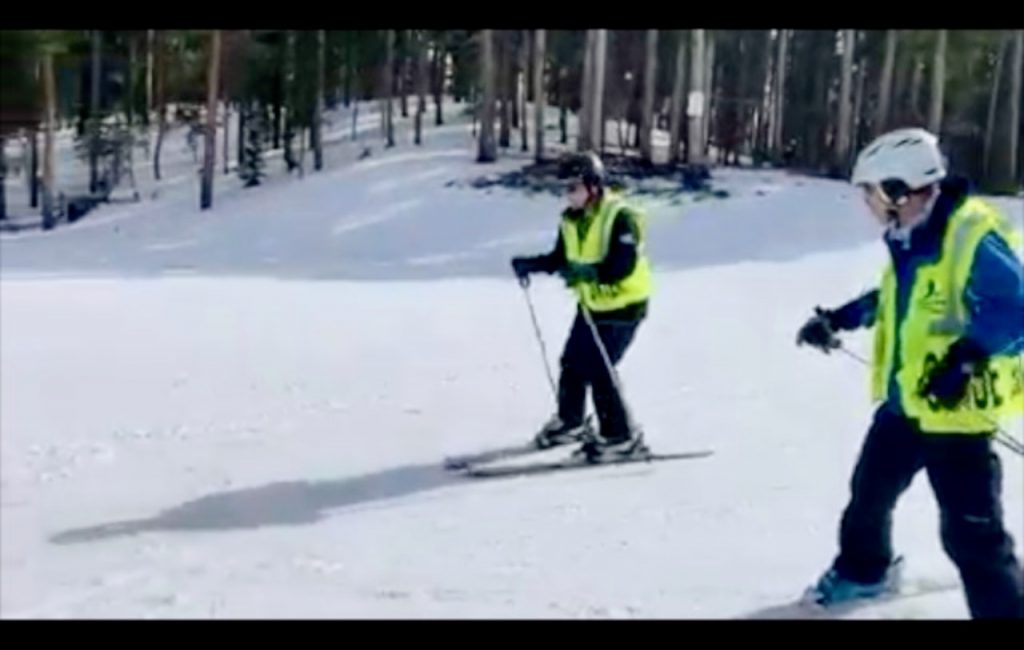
[835,342,1024,457]
[579,303,638,434]
[518,278,559,402]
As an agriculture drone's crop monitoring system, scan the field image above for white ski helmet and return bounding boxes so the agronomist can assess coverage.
[851,128,947,196]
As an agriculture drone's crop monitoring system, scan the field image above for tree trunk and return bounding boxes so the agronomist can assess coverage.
[909,55,924,123]
[734,31,751,165]
[223,102,231,174]
[984,34,1010,181]
[511,33,520,130]
[145,29,154,126]
[590,29,608,153]
[668,30,688,165]
[433,39,444,126]
[477,30,497,163]
[128,34,138,127]
[704,31,717,161]
[771,29,789,160]
[400,34,410,119]
[875,29,897,136]
[283,31,298,169]
[809,33,830,170]
[852,55,867,156]
[0,136,6,220]
[533,30,547,161]
[384,30,396,148]
[415,31,428,146]
[688,29,706,165]
[995,30,1023,189]
[42,50,57,228]
[314,29,325,170]
[238,100,247,170]
[559,67,568,145]
[755,30,774,159]
[520,30,529,152]
[153,31,167,181]
[30,128,40,208]
[344,36,353,108]
[201,30,221,211]
[835,29,855,171]
[499,32,511,149]
[640,30,658,163]
[928,30,947,134]
[579,30,596,151]
[90,29,101,194]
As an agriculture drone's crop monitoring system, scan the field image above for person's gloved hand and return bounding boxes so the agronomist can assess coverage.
[796,307,841,354]
[559,262,599,287]
[920,338,988,409]
[511,257,537,286]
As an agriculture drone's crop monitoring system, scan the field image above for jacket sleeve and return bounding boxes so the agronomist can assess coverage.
[963,232,1024,356]
[830,290,880,331]
[525,231,567,275]
[594,208,640,284]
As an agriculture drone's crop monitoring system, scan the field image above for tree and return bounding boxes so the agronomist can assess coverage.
[770,29,789,160]
[688,29,706,165]
[533,29,547,162]
[579,30,595,151]
[875,30,898,136]
[42,44,57,228]
[313,29,325,171]
[640,30,658,163]
[499,31,511,149]
[994,30,1023,190]
[836,29,855,171]
[432,32,445,126]
[152,30,167,180]
[414,30,428,146]
[384,30,395,148]
[668,30,687,164]
[984,33,1010,180]
[89,30,101,194]
[477,30,497,163]
[519,30,529,152]
[703,31,717,158]
[928,29,947,134]
[200,30,221,211]
[590,29,608,153]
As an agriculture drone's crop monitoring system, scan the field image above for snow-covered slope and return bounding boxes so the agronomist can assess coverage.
[2,117,1022,619]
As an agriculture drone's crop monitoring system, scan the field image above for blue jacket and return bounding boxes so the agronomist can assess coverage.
[830,177,1024,413]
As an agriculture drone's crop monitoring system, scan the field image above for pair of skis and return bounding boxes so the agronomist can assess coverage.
[443,437,713,479]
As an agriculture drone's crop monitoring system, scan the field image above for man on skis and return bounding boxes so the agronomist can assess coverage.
[796,127,1024,618]
[510,152,652,463]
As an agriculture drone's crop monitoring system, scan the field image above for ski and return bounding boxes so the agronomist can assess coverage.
[442,442,556,471]
[743,578,960,619]
[457,449,714,479]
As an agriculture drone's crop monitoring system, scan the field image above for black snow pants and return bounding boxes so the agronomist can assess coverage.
[556,310,641,442]
[832,404,1024,619]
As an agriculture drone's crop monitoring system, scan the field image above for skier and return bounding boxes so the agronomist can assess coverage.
[796,127,1024,618]
[510,152,652,463]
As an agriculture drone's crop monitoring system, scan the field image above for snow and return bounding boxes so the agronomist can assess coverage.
[2,110,1023,619]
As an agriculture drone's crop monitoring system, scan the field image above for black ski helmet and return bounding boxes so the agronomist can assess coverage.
[558,151,606,190]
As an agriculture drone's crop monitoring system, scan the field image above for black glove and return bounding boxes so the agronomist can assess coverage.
[920,338,988,409]
[559,262,599,287]
[796,307,841,354]
[511,256,538,285]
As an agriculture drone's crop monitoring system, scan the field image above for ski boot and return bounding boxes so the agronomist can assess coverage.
[533,415,594,449]
[802,556,904,608]
[575,429,650,464]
